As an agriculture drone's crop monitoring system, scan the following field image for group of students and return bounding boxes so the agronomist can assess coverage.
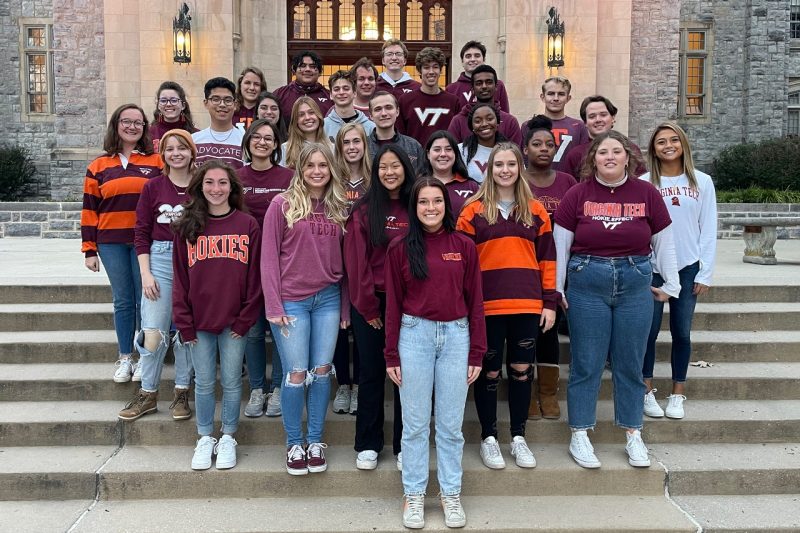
[80,38,717,530]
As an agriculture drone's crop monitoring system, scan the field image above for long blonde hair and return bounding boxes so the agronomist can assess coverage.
[464,142,534,226]
[647,121,698,190]
[334,123,371,188]
[282,143,349,229]
[284,97,330,169]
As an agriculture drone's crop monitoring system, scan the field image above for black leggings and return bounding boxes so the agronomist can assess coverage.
[474,313,540,439]
[333,326,360,386]
[534,307,563,365]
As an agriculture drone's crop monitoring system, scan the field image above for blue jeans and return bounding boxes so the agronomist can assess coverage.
[398,314,470,496]
[188,328,247,436]
[245,311,284,392]
[136,241,192,392]
[566,255,653,430]
[97,243,141,357]
[643,261,700,383]
[269,283,341,446]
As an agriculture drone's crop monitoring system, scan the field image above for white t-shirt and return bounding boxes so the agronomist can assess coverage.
[192,127,245,169]
[458,143,493,183]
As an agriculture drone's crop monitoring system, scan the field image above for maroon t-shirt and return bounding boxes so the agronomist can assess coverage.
[445,72,510,113]
[563,141,648,181]
[232,105,257,131]
[554,177,671,257]
[384,229,487,367]
[237,164,294,228]
[134,174,188,254]
[521,116,589,172]
[445,175,480,215]
[398,89,461,147]
[528,171,578,218]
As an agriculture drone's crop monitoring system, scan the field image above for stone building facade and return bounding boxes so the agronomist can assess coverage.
[0,0,797,199]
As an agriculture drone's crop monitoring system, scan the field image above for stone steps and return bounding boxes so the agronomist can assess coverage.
[671,494,800,532]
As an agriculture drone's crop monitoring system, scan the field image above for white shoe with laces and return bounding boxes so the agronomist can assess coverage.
[569,430,601,469]
[356,450,378,470]
[643,389,665,418]
[191,436,217,470]
[625,429,651,467]
[402,494,425,529]
[480,436,506,469]
[665,394,687,419]
[113,358,134,383]
[214,434,237,469]
[440,493,466,528]
[510,436,537,468]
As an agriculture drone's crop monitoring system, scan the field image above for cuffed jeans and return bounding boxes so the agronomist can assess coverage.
[269,283,340,446]
[566,255,653,430]
[189,328,247,436]
[643,261,700,383]
[245,311,284,392]
[97,243,141,357]
[398,314,469,496]
[136,241,192,392]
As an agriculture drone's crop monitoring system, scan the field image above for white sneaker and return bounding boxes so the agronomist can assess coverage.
[131,360,142,382]
[356,450,378,470]
[569,430,601,469]
[244,388,266,417]
[625,430,651,467]
[265,388,282,417]
[480,436,506,469]
[402,494,425,529]
[396,451,403,471]
[113,358,134,383]
[510,436,537,468]
[333,385,351,413]
[214,434,238,469]
[643,389,665,418]
[665,394,686,419]
[191,436,217,470]
[440,493,467,528]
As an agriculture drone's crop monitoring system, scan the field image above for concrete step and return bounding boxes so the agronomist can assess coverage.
[2,400,799,447]
[0,500,92,533]
[3,361,799,402]
[0,303,113,331]
[0,330,119,363]
[661,302,800,331]
[672,494,800,532]
[95,444,667,500]
[652,443,800,495]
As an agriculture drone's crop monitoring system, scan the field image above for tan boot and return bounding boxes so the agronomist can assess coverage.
[537,365,560,419]
[170,387,192,420]
[528,367,542,420]
[118,389,158,421]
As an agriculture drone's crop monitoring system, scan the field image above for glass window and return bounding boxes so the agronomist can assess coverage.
[406,1,423,40]
[429,3,446,41]
[680,29,709,118]
[21,24,53,115]
[384,0,400,41]
[316,1,333,39]
[293,2,311,39]
[791,0,800,39]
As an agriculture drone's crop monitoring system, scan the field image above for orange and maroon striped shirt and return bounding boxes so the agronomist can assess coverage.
[81,152,163,257]
[457,198,557,316]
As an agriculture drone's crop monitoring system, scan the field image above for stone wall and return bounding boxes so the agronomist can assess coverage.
[0,202,81,238]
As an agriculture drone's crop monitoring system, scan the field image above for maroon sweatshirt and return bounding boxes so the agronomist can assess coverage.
[398,89,461,147]
[274,81,333,122]
[383,229,487,367]
[445,174,480,215]
[376,76,421,103]
[446,72,510,113]
[172,209,263,342]
[232,105,257,131]
[134,174,188,255]
[344,199,410,321]
[520,116,589,172]
[149,118,197,153]
[447,103,522,145]
[237,164,295,227]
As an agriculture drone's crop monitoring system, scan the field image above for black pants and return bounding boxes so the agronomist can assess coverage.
[333,326,360,386]
[534,307,562,365]
[352,292,402,454]
[475,313,540,440]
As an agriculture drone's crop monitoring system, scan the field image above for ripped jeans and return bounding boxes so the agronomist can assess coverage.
[269,283,341,447]
[474,313,540,440]
[136,240,192,392]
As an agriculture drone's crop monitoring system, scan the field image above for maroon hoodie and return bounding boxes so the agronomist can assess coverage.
[274,81,333,122]
[375,76,421,102]
[232,105,257,131]
[149,118,197,153]
[447,103,522,145]
[445,72,510,113]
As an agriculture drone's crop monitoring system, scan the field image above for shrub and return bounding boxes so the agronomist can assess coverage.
[716,187,800,203]
[712,136,800,191]
[0,145,37,200]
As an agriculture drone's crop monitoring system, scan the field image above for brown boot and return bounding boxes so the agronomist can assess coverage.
[119,389,158,421]
[170,387,192,420]
[537,365,561,419]
[528,367,542,420]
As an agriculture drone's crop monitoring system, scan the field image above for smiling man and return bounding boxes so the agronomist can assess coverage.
[366,91,423,169]
[351,57,379,117]
[274,50,333,120]
[398,47,460,147]
[447,65,521,144]
[323,70,376,142]
[375,39,421,101]
[446,40,510,113]
[192,77,244,169]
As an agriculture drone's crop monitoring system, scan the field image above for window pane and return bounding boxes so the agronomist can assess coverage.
[687,31,705,51]
[406,0,422,40]
[26,27,46,48]
[429,3,446,41]
[339,0,355,40]
[685,96,703,116]
[792,1,800,39]
[293,2,311,39]
[384,0,400,41]
[789,109,800,136]
[790,91,800,106]
[362,0,379,40]
[316,0,333,39]
[686,57,705,94]
[320,63,353,87]
[27,53,48,113]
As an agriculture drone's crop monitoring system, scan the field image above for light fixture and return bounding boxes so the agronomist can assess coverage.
[173,3,192,64]
[546,6,564,68]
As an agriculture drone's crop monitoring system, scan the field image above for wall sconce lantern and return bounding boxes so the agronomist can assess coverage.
[173,3,192,64]
[547,6,565,68]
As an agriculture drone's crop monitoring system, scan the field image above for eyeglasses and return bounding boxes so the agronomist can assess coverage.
[208,96,235,106]
[250,134,275,144]
[383,51,404,58]
[120,118,145,129]
[158,97,181,106]
[298,62,319,71]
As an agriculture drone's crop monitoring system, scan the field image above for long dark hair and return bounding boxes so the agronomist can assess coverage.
[153,81,197,131]
[356,144,417,248]
[172,160,245,244]
[405,178,455,280]
[104,103,153,155]
[463,103,506,164]
[420,130,469,179]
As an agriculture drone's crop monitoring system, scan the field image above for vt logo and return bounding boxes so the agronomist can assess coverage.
[414,107,451,126]
[602,221,622,230]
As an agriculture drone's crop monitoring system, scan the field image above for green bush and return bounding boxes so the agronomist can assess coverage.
[712,136,800,191]
[0,145,37,200]
[716,187,800,203]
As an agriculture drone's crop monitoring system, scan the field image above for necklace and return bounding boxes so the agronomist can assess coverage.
[169,177,188,196]
[209,128,234,143]
[663,174,683,206]
[595,174,627,194]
